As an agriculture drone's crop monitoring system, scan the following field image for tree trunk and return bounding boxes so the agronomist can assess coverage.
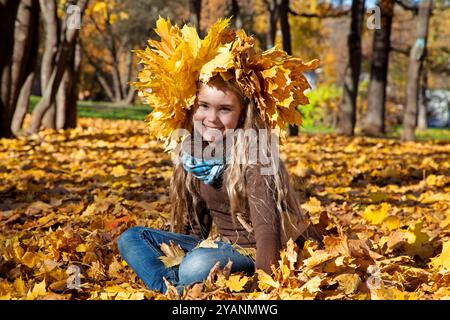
[28,0,88,134]
[11,72,35,135]
[41,96,57,128]
[189,0,202,35]
[39,0,59,91]
[104,13,124,102]
[401,0,432,141]
[30,46,71,134]
[56,70,69,130]
[125,87,136,105]
[266,0,279,49]
[279,0,291,55]
[122,45,136,105]
[337,0,365,136]
[362,0,393,136]
[55,24,75,130]
[122,44,133,97]
[0,0,20,138]
[111,66,123,102]
[9,0,39,135]
[230,0,242,29]
[278,0,298,136]
[39,0,60,129]
[66,41,82,129]
[9,0,39,110]
[95,72,115,102]
[80,40,116,102]
[417,69,428,130]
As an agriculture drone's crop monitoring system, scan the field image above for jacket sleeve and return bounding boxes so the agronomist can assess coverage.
[245,166,281,275]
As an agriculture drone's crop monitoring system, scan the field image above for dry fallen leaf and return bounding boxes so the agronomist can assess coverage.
[429,240,450,272]
[159,241,186,268]
[1,118,449,300]
[225,274,249,292]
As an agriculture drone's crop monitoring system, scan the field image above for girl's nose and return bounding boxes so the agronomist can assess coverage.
[205,109,219,123]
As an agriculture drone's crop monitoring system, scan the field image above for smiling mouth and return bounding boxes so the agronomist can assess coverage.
[203,125,224,130]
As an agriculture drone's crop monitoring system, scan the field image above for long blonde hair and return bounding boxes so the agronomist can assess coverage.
[169,76,309,241]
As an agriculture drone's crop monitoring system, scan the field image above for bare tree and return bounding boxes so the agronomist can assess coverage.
[9,0,40,135]
[39,0,60,129]
[56,41,82,130]
[417,70,428,130]
[230,0,242,29]
[337,0,365,136]
[362,0,394,136]
[189,0,202,34]
[263,0,279,49]
[401,0,432,141]
[0,0,20,138]
[81,1,148,104]
[28,0,89,134]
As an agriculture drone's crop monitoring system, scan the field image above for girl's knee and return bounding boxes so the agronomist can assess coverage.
[178,249,220,285]
[117,226,148,254]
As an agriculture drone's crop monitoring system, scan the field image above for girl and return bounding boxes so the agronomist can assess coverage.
[118,18,321,294]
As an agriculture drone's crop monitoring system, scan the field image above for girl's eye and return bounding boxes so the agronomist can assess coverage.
[221,108,231,112]
[199,105,208,109]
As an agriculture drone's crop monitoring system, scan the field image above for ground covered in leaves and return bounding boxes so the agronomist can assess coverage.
[0,118,449,300]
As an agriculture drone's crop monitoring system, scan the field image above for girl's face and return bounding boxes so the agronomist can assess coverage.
[192,82,243,144]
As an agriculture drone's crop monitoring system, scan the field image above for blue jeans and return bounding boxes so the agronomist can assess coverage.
[117,226,255,293]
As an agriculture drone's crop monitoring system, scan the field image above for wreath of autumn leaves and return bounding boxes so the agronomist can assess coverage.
[131,17,320,147]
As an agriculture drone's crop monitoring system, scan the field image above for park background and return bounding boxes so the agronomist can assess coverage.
[0,0,449,300]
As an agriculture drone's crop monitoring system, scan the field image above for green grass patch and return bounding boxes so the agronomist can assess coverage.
[388,125,450,141]
[299,123,336,135]
[29,96,151,121]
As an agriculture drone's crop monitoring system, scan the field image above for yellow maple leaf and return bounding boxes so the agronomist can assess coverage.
[256,269,280,291]
[92,2,107,13]
[429,240,450,271]
[225,274,248,292]
[76,243,87,253]
[301,197,323,214]
[199,43,234,82]
[370,286,410,300]
[20,251,40,268]
[419,192,450,204]
[26,280,47,300]
[281,238,299,270]
[111,165,128,177]
[384,216,401,231]
[14,277,26,294]
[158,241,185,268]
[0,282,11,298]
[405,221,429,249]
[301,276,322,294]
[334,273,361,295]
[363,202,389,225]
[303,251,336,268]
[440,214,450,230]
[196,239,219,249]
[215,275,227,288]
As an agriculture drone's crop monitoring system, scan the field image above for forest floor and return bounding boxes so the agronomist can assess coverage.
[0,117,449,299]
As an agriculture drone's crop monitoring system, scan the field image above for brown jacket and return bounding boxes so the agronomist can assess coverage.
[184,163,310,275]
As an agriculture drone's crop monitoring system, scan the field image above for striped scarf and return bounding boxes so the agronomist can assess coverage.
[180,151,225,185]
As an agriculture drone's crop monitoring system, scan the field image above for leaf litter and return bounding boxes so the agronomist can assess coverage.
[0,118,449,299]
